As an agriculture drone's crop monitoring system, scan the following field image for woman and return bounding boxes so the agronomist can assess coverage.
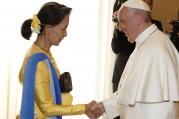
[18,2,95,119]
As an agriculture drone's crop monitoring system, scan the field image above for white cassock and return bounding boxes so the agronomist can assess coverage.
[103,24,179,119]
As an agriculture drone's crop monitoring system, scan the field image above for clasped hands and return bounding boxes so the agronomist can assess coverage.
[85,101,105,119]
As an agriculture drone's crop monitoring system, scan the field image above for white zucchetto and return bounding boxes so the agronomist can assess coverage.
[119,0,151,12]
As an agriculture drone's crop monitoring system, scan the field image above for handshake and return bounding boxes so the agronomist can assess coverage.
[84,101,105,119]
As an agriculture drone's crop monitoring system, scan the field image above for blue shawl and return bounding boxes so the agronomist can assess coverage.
[20,53,62,119]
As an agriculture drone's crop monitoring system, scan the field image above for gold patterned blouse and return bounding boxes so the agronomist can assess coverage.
[17,43,85,119]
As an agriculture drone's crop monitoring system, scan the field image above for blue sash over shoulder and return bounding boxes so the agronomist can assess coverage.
[20,53,62,119]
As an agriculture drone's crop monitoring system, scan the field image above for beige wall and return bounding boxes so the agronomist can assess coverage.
[152,0,179,32]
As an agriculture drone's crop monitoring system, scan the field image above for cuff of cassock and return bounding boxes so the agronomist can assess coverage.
[103,94,120,119]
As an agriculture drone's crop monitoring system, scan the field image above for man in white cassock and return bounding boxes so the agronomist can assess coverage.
[90,0,179,119]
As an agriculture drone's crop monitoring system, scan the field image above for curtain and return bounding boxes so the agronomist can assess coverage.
[0,0,115,119]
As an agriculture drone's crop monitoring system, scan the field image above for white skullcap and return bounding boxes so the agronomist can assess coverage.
[120,0,151,12]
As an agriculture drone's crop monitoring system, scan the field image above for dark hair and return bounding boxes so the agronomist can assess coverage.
[113,0,127,13]
[21,2,72,40]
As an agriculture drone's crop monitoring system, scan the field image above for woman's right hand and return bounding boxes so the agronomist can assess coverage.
[84,100,97,118]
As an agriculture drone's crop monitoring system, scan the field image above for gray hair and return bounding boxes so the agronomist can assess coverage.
[132,8,152,23]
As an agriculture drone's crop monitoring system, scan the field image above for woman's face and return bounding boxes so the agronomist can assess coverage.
[47,15,69,46]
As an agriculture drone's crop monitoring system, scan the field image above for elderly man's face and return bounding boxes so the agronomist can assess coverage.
[118,7,138,43]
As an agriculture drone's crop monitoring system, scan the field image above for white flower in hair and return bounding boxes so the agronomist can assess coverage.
[31,15,41,34]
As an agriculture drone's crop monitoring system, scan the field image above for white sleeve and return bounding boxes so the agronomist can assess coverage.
[102,92,120,119]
